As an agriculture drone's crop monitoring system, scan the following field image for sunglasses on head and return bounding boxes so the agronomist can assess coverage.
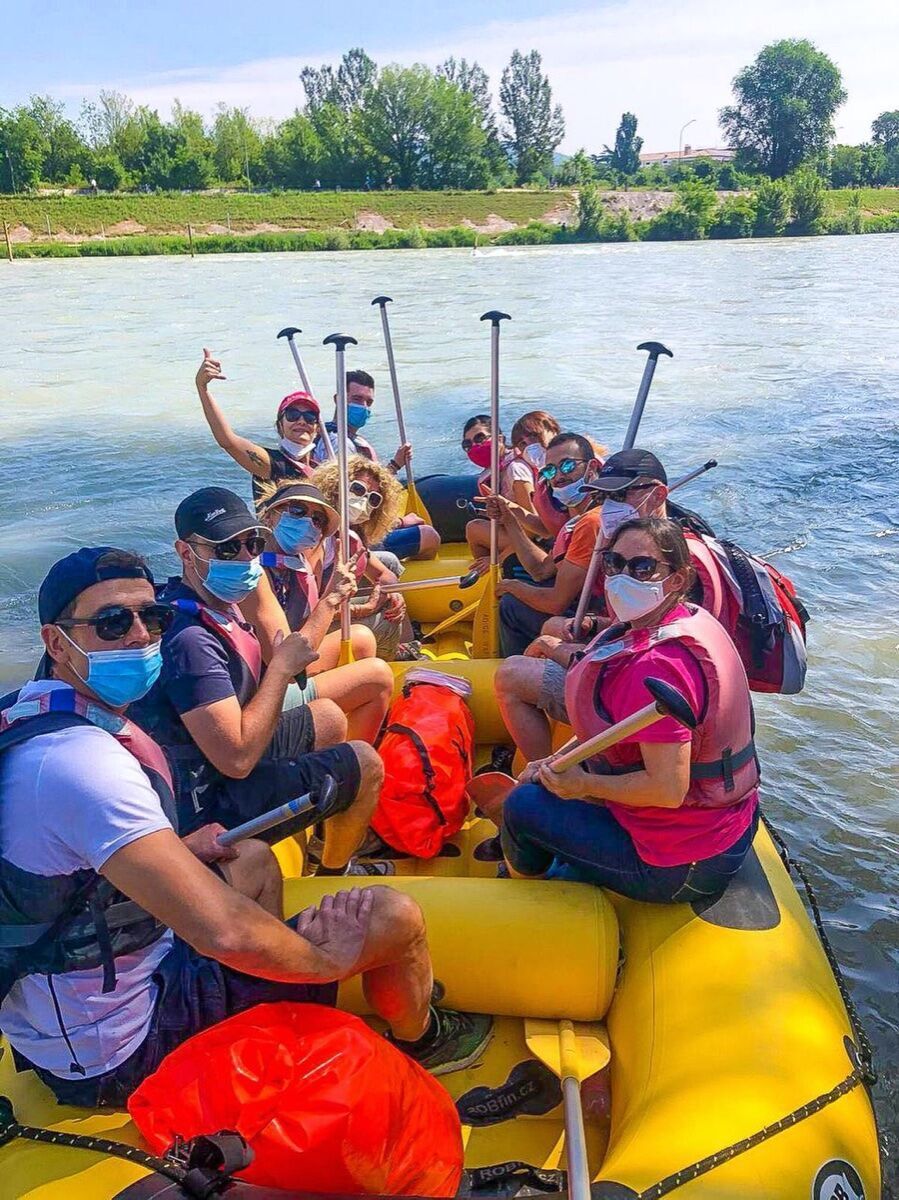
[601,550,671,582]
[281,406,318,424]
[283,502,327,529]
[538,457,587,484]
[193,535,266,561]
[349,479,383,510]
[461,430,492,452]
[58,603,174,643]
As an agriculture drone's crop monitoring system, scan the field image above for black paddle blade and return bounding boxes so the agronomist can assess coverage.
[481,310,511,324]
[643,676,697,729]
[371,295,393,306]
[323,332,358,349]
[637,341,673,359]
[277,326,301,339]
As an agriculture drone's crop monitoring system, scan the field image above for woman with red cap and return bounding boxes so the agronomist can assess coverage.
[195,349,322,510]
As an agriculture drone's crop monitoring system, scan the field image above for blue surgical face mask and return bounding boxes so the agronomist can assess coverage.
[347,402,371,430]
[552,478,588,509]
[59,629,162,707]
[193,550,263,603]
[276,514,321,554]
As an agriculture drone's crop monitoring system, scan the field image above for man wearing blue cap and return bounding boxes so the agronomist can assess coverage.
[0,546,493,1104]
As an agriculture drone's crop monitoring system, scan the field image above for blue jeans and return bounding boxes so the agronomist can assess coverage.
[501,782,758,904]
[499,589,577,657]
[381,526,422,559]
[24,932,337,1109]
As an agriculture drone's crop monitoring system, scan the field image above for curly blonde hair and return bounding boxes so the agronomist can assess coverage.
[311,455,403,546]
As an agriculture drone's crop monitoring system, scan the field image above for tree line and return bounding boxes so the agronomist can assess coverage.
[0,49,563,193]
[1,38,897,196]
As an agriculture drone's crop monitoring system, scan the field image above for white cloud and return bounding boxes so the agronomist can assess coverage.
[54,0,899,152]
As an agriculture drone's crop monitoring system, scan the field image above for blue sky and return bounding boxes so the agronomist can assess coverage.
[2,0,895,152]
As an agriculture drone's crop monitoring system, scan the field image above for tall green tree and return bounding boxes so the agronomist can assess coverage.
[605,112,642,175]
[212,105,263,185]
[301,48,377,113]
[0,106,45,191]
[22,95,85,182]
[263,112,321,188]
[719,39,846,178]
[499,49,565,184]
[438,57,508,181]
[871,110,899,151]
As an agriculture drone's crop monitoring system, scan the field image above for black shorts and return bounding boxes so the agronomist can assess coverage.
[213,712,362,840]
[27,931,337,1109]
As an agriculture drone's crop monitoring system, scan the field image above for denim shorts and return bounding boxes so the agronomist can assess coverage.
[26,930,338,1109]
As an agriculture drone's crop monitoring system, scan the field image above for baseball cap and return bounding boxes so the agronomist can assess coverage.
[175,487,265,542]
[584,449,668,492]
[39,547,155,625]
[264,482,339,537]
[278,391,320,419]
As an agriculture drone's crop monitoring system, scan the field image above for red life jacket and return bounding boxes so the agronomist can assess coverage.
[532,479,568,537]
[170,597,262,688]
[564,605,760,809]
[373,678,474,858]
[679,531,808,694]
[261,552,320,631]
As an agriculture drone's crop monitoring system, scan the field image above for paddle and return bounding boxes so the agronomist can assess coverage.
[524,1019,610,1200]
[323,332,358,666]
[276,326,336,460]
[471,310,511,658]
[622,341,673,450]
[570,457,719,641]
[371,296,432,523]
[466,675,697,817]
[217,776,337,848]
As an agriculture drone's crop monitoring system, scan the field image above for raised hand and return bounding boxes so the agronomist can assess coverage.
[196,347,226,391]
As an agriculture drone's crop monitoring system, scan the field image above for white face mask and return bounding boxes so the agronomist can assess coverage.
[600,499,639,539]
[522,443,545,469]
[279,436,314,461]
[605,573,670,623]
[347,495,371,526]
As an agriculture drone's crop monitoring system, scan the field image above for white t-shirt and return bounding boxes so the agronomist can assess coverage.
[0,680,174,1078]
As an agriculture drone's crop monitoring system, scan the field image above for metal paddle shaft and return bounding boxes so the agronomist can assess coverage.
[481,311,510,567]
[622,341,673,450]
[571,456,718,636]
[217,776,338,847]
[277,326,335,460]
[550,676,697,773]
[323,333,358,646]
[372,296,413,486]
[560,1023,592,1200]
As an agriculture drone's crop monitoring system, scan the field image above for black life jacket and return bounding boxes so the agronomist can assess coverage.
[0,684,178,1006]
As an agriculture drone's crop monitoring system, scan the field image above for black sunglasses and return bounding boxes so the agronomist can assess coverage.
[194,535,266,561]
[284,502,327,529]
[349,479,383,510]
[282,406,318,424]
[58,603,174,642]
[601,550,671,582]
[461,430,493,452]
[595,482,657,503]
[538,457,587,484]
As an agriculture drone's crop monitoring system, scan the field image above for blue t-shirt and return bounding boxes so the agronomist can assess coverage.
[130,580,259,822]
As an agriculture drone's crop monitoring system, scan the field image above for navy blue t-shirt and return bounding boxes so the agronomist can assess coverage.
[130,580,260,818]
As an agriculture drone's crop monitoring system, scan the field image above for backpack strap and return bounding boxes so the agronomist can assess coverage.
[382,723,447,827]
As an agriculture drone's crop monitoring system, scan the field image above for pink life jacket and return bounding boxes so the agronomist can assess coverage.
[564,604,760,809]
[532,479,568,537]
[170,598,262,688]
[321,530,369,589]
[477,451,535,500]
[0,683,175,803]
[261,552,320,631]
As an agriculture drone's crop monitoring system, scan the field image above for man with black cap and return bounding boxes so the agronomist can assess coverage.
[0,546,491,1102]
[131,486,388,877]
[494,448,673,760]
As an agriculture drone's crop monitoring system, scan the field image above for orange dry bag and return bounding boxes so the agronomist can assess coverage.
[373,672,475,859]
[128,1002,463,1197]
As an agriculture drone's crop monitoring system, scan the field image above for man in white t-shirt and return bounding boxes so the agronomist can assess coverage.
[0,547,491,1107]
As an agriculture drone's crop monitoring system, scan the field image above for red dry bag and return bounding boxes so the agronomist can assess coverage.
[128,1002,463,1196]
[373,673,475,859]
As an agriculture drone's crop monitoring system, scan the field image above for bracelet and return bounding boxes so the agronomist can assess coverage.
[388,459,401,472]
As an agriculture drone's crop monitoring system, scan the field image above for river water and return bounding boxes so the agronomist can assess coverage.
[1,237,897,1180]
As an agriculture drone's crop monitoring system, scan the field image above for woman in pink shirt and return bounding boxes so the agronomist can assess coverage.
[502,517,760,903]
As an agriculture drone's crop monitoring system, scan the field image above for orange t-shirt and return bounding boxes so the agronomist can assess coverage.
[561,508,602,568]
